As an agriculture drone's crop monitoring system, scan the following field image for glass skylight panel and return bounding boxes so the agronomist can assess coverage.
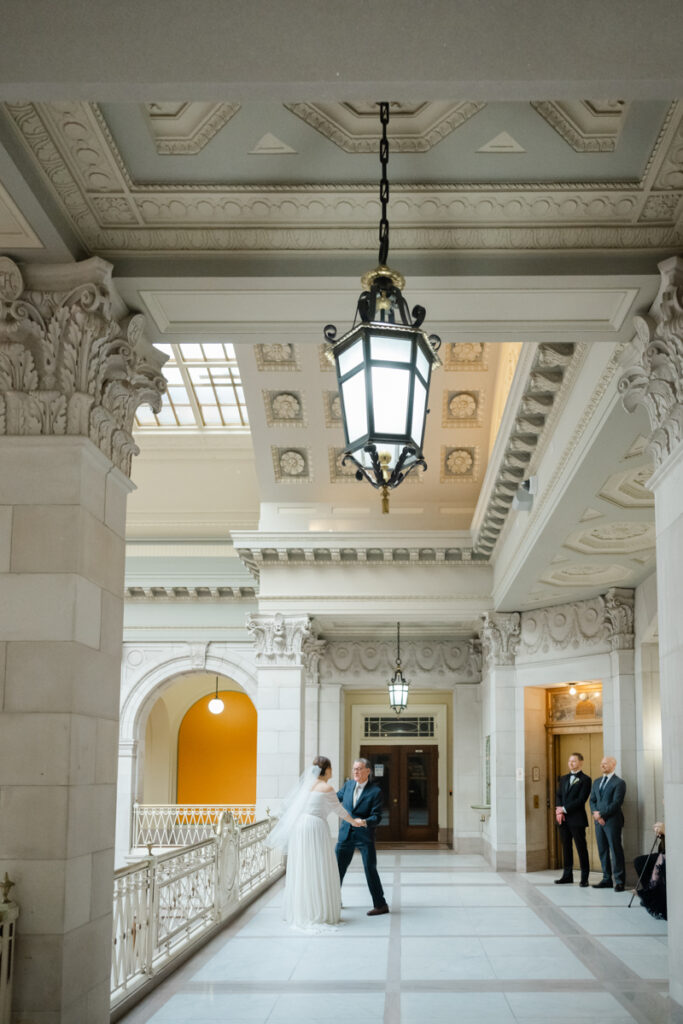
[134,341,248,431]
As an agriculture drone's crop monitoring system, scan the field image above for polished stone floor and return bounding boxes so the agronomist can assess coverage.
[120,850,680,1024]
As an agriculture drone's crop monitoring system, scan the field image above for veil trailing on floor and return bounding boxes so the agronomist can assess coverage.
[265,764,321,852]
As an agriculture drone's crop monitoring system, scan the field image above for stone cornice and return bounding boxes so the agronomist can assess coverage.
[0,255,166,475]
[231,530,484,577]
[3,100,683,255]
[619,255,683,468]
[473,341,579,556]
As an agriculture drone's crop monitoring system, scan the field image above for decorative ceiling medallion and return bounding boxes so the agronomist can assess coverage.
[263,389,305,427]
[285,101,485,153]
[478,132,525,153]
[324,391,343,427]
[598,465,654,509]
[532,100,629,153]
[443,342,487,372]
[564,521,655,555]
[442,446,478,482]
[272,445,310,483]
[329,447,358,482]
[254,342,299,372]
[443,390,482,427]
[539,563,630,588]
[143,102,240,154]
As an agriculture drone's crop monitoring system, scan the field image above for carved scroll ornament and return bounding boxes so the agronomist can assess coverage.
[246,613,326,678]
[0,256,166,475]
[619,256,683,468]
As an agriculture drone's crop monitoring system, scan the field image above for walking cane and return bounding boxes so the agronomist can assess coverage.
[628,832,659,908]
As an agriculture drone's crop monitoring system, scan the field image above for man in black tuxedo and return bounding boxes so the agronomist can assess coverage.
[590,755,627,891]
[336,758,389,915]
[554,751,591,886]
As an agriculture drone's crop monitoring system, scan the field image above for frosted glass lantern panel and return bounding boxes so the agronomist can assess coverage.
[370,334,412,363]
[411,378,427,446]
[416,346,430,382]
[342,370,368,443]
[338,339,364,377]
[371,367,410,434]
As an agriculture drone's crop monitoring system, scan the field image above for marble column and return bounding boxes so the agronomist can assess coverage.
[247,613,324,817]
[481,612,522,871]
[620,254,683,1007]
[0,257,165,1022]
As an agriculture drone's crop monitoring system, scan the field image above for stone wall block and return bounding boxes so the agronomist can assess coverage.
[0,440,84,506]
[0,574,82,641]
[0,505,11,571]
[0,859,66,933]
[0,712,71,785]
[63,853,93,933]
[11,933,64,1013]
[10,504,82,573]
[65,784,116,859]
[61,913,114,1010]
[104,467,131,539]
[94,718,119,784]
[4,642,120,717]
[68,714,97,785]
[90,847,115,921]
[99,590,124,661]
[0,785,69,859]
[79,510,125,594]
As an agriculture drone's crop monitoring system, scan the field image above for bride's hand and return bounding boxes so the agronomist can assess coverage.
[352,818,367,827]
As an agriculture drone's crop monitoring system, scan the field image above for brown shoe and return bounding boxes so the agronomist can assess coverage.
[367,905,389,916]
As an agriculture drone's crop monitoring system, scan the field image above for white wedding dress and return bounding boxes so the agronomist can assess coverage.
[283,788,346,930]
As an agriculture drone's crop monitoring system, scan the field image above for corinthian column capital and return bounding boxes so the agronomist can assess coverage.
[619,255,683,468]
[481,611,521,668]
[0,255,166,475]
[246,612,324,671]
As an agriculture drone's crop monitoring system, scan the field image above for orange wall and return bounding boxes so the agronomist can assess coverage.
[177,691,257,804]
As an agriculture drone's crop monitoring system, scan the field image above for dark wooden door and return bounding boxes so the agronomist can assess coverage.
[360,744,438,842]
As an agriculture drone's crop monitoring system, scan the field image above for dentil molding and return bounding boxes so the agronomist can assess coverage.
[0,256,165,475]
[619,255,683,468]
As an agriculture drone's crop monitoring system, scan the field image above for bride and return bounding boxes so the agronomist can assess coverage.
[266,755,366,929]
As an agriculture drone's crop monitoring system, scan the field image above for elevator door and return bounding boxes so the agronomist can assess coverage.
[553,732,603,871]
[360,745,438,842]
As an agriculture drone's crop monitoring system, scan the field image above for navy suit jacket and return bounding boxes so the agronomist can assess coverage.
[589,774,626,826]
[336,780,383,845]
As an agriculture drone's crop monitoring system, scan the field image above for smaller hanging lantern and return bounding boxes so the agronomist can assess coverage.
[388,622,410,714]
[208,676,225,715]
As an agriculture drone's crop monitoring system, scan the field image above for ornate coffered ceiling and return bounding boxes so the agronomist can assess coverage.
[1,99,681,261]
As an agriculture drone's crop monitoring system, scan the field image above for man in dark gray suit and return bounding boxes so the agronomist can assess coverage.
[590,755,627,891]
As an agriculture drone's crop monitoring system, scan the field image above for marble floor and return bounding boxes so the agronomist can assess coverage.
[119,851,681,1024]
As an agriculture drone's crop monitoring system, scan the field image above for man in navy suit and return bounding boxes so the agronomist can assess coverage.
[336,758,389,915]
[590,755,627,891]
[554,752,592,886]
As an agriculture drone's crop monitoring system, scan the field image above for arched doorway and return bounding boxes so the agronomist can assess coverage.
[177,689,257,804]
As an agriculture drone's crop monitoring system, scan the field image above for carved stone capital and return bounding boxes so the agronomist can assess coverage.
[246,612,320,667]
[0,256,166,475]
[619,255,683,468]
[603,587,635,650]
[481,613,521,667]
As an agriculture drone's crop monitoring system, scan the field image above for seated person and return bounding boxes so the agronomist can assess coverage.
[634,822,666,920]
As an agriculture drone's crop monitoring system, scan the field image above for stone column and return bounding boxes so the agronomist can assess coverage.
[602,589,639,873]
[620,254,683,1008]
[247,613,324,817]
[0,256,165,1022]
[481,612,521,870]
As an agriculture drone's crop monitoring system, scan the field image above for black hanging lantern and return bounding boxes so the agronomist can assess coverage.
[388,622,410,714]
[324,102,441,514]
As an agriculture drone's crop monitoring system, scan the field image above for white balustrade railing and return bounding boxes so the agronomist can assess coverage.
[111,812,282,1012]
[0,896,18,1024]
[132,803,256,847]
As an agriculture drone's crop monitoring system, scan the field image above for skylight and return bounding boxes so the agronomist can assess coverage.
[135,342,249,431]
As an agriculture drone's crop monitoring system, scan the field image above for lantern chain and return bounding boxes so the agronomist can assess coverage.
[378,102,390,266]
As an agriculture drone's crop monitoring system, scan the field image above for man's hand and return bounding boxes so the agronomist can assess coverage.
[352,818,367,828]
[593,810,601,821]
[555,806,565,825]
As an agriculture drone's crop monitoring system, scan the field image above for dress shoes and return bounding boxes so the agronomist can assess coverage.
[579,881,589,887]
[614,884,625,892]
[592,879,613,888]
[367,905,390,916]
[554,876,573,884]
